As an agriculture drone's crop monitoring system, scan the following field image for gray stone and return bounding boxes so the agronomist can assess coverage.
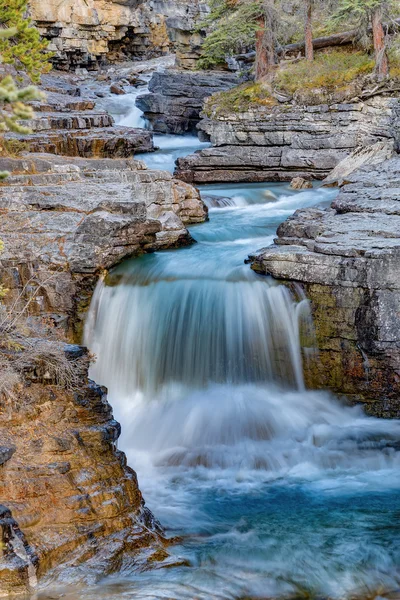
[175,97,400,183]
[249,157,400,415]
[136,69,240,134]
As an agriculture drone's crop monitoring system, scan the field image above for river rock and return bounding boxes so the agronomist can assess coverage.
[250,157,400,416]
[136,70,241,134]
[290,177,313,190]
[0,154,207,339]
[175,97,400,183]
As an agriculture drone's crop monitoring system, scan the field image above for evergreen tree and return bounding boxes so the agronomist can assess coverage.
[332,0,398,78]
[0,0,52,83]
[197,0,283,80]
[0,27,42,177]
[304,0,314,61]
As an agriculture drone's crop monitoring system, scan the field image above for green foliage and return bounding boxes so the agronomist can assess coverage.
[0,0,53,83]
[275,49,375,92]
[197,0,262,69]
[0,74,41,179]
[332,0,396,22]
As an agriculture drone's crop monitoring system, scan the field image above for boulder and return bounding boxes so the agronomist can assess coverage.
[136,69,240,134]
[290,177,313,190]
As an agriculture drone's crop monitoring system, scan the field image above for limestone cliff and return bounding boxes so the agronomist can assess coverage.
[0,154,207,341]
[250,157,400,415]
[175,97,400,183]
[29,0,208,69]
[0,343,165,595]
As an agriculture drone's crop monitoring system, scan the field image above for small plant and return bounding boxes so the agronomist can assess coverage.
[0,137,28,157]
[204,82,276,116]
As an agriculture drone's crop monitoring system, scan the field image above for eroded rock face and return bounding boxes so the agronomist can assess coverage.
[250,158,400,415]
[29,0,208,70]
[0,343,164,595]
[175,97,400,183]
[136,70,240,133]
[0,154,207,340]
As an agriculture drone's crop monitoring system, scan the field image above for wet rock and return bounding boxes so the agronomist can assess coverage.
[290,177,313,190]
[136,69,240,134]
[110,83,125,95]
[250,157,400,415]
[175,97,400,183]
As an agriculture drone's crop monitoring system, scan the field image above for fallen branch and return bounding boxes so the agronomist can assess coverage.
[234,18,400,63]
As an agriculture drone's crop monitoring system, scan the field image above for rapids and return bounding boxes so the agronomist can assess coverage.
[79,92,400,600]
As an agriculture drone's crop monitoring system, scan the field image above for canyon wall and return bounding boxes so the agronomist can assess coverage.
[29,0,208,69]
[250,157,400,416]
[0,343,165,595]
[175,97,400,183]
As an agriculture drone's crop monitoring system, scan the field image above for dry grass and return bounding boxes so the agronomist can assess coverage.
[0,138,28,158]
[275,49,375,93]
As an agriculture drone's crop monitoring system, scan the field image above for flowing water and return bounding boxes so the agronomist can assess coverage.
[68,91,400,599]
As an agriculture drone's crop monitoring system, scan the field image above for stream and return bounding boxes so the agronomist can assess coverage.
[68,87,400,599]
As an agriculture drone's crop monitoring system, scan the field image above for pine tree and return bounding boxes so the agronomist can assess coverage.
[0,0,52,83]
[0,27,42,178]
[332,0,396,78]
[305,0,314,61]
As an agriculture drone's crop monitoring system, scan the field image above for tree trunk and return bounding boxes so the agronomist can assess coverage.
[255,16,269,80]
[371,5,389,79]
[305,0,313,61]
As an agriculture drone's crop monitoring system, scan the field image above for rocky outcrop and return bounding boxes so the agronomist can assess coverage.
[136,70,240,133]
[250,158,400,416]
[29,0,208,70]
[0,342,165,595]
[175,97,400,183]
[6,73,155,158]
[0,154,207,341]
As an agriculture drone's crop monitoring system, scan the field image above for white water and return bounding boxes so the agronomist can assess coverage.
[80,96,400,600]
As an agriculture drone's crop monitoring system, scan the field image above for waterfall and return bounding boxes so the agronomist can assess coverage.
[81,135,400,599]
[85,268,311,400]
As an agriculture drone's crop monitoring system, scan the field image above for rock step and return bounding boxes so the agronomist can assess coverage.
[25,111,114,132]
[6,127,154,158]
[250,156,400,412]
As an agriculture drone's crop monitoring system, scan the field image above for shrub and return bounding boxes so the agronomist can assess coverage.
[204,82,277,116]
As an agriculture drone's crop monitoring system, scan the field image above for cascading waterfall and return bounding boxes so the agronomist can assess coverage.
[82,99,400,600]
[86,272,310,399]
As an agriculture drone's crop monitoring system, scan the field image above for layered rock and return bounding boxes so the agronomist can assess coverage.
[136,70,240,133]
[250,158,400,416]
[7,74,155,158]
[0,154,207,340]
[0,342,165,595]
[175,97,400,183]
[29,0,208,70]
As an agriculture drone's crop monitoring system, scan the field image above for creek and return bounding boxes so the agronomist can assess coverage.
[80,87,400,600]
